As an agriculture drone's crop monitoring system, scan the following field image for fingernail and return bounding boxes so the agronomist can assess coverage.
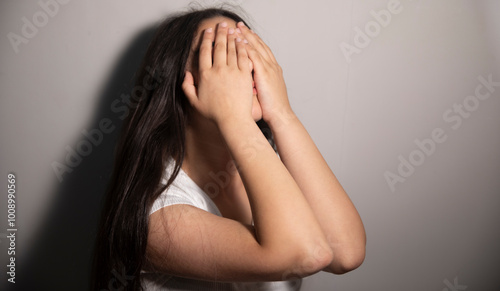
[236,37,242,42]
[237,21,246,27]
[243,39,248,44]
[228,28,234,34]
[206,28,213,33]
[220,22,228,28]
[236,28,242,34]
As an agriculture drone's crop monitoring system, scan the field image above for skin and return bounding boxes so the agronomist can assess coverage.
[146,17,366,281]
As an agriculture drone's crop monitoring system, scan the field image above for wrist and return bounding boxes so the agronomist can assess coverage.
[264,106,297,132]
[216,114,257,134]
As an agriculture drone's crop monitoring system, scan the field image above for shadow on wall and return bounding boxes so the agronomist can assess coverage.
[3,25,157,291]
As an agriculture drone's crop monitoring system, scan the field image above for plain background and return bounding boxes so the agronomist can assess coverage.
[1,0,499,290]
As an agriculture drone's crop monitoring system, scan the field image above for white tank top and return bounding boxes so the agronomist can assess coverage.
[142,162,302,291]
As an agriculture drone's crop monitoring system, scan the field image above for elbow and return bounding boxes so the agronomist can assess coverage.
[305,244,335,274]
[325,247,366,274]
[336,251,365,274]
[283,243,334,279]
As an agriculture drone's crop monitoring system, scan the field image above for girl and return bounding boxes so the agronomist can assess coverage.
[92,7,366,290]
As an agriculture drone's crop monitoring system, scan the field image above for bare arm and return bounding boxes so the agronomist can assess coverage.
[147,22,332,282]
[270,113,366,273]
[237,22,366,274]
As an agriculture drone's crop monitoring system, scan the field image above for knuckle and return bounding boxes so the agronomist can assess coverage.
[213,42,225,51]
[213,66,224,75]
[199,69,211,80]
[199,45,211,55]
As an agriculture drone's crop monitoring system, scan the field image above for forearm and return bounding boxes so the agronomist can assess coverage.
[233,21,364,273]
[268,110,366,273]
[218,117,332,264]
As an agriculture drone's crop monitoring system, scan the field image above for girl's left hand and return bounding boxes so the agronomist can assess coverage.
[236,22,293,125]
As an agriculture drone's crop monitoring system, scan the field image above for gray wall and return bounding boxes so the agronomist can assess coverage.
[1,0,499,290]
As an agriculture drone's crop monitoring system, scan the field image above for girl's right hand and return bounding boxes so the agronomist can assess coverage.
[182,22,255,125]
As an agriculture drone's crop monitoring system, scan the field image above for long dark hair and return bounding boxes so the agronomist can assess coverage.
[91,7,257,290]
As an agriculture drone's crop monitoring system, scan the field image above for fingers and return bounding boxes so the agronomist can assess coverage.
[227,27,237,67]
[213,22,229,66]
[199,28,214,70]
[198,22,250,71]
[235,37,250,71]
[237,22,277,63]
[244,41,265,73]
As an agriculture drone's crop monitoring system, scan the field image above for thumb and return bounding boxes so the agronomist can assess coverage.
[182,71,198,105]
